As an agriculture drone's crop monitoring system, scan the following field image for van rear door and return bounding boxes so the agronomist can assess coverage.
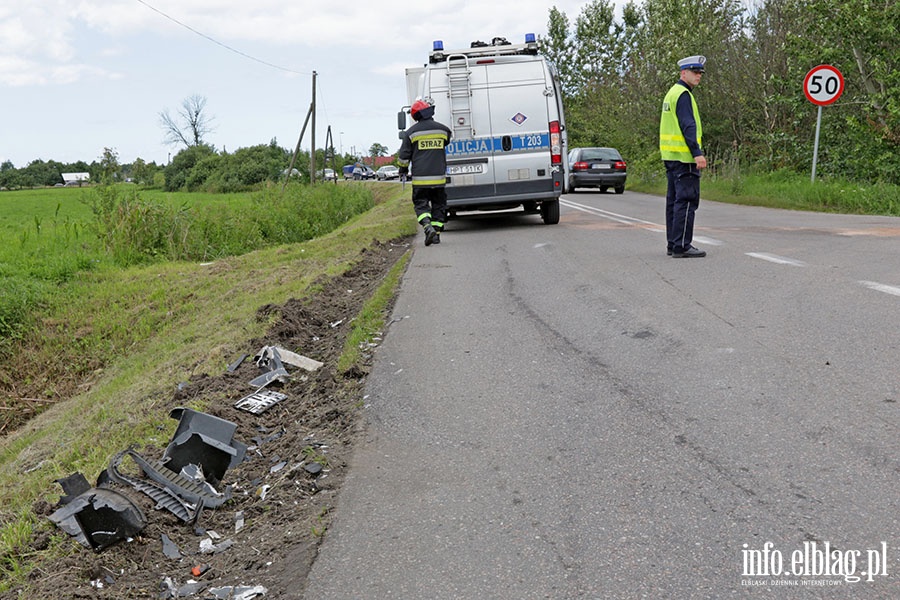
[483,59,556,200]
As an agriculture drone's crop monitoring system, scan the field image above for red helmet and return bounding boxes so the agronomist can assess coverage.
[410,99,434,121]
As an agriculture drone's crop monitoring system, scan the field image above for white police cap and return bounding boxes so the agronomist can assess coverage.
[677,55,706,72]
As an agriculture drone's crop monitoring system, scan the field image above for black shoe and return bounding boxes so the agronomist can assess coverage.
[672,246,706,258]
[433,233,440,244]
[667,248,673,256]
[424,226,438,246]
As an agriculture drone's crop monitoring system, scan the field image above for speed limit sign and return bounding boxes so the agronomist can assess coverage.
[804,65,844,106]
[805,65,844,182]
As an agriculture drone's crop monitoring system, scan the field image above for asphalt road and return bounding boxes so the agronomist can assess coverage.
[303,191,899,599]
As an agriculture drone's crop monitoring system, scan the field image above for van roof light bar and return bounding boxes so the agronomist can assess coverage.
[429,34,540,64]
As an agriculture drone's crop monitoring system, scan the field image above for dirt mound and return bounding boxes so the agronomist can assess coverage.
[6,240,409,600]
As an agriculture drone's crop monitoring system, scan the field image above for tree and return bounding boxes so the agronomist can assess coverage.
[98,148,120,184]
[164,144,217,191]
[540,7,577,96]
[368,143,388,158]
[160,95,215,148]
[130,158,157,186]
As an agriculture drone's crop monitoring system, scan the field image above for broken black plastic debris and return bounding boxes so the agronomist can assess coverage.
[102,450,197,523]
[226,353,248,372]
[162,407,248,487]
[161,533,182,559]
[48,482,146,551]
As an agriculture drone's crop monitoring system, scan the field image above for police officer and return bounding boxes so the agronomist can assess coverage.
[398,99,452,246]
[660,55,708,258]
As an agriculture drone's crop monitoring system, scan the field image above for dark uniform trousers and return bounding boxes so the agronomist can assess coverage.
[413,186,448,230]
[665,160,701,253]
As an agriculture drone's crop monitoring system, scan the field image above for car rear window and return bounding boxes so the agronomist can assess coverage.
[580,149,620,161]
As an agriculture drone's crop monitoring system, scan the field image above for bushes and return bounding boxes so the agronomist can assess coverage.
[164,142,291,193]
[84,183,375,266]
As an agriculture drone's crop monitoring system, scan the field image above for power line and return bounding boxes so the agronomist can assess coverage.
[134,0,309,76]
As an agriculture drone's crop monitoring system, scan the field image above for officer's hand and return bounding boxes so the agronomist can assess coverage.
[695,155,708,169]
[398,166,409,179]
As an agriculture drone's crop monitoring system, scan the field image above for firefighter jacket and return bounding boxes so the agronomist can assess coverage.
[398,117,452,187]
[659,81,703,163]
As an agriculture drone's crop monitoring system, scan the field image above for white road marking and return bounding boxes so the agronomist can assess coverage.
[560,199,724,246]
[692,235,724,246]
[859,281,900,297]
[745,252,806,267]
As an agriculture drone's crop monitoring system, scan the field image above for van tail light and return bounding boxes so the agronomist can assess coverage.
[549,121,561,165]
[572,161,589,172]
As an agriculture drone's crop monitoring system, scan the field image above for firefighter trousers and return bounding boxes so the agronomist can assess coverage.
[412,186,448,230]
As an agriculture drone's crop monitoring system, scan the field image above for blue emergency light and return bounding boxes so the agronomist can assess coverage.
[433,40,444,51]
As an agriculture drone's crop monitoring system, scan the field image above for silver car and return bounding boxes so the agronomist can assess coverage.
[567,147,627,194]
[376,166,400,180]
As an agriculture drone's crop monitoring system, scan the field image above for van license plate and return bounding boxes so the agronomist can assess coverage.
[448,164,485,175]
[592,163,611,169]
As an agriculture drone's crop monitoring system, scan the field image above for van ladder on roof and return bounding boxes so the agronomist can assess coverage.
[446,54,474,140]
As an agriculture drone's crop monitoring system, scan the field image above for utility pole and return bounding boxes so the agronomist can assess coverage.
[310,71,317,184]
[283,71,318,193]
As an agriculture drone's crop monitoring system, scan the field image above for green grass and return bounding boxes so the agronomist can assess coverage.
[0,183,376,350]
[628,168,900,216]
[337,251,411,375]
[0,184,415,592]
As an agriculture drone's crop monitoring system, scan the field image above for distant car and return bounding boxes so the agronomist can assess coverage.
[375,165,400,180]
[315,168,337,181]
[344,165,376,180]
[567,147,627,194]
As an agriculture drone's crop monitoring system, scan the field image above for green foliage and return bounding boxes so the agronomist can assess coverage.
[0,276,49,343]
[162,142,292,192]
[337,252,410,374]
[164,144,217,191]
[548,0,900,185]
[81,182,375,266]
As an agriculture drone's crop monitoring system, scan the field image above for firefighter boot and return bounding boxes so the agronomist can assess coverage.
[423,225,438,246]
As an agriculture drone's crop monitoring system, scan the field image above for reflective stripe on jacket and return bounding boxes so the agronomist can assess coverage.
[398,118,452,187]
[659,83,702,163]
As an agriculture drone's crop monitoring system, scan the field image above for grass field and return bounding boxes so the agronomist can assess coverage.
[629,168,900,216]
[0,182,414,593]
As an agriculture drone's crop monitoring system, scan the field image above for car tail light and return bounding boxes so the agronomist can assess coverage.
[572,161,589,172]
[549,121,561,165]
[614,160,626,171]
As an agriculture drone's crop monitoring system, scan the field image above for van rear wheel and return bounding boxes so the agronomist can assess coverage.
[540,199,560,225]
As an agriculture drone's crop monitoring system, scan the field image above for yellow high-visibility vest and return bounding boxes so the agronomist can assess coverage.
[659,84,702,162]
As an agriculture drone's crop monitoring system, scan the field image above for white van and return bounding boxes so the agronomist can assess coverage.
[399,34,568,224]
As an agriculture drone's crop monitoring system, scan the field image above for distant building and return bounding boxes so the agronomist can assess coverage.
[371,156,397,168]
[61,172,90,186]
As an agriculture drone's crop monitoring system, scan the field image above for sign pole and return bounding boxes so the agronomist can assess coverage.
[811,105,822,183]
[803,64,844,184]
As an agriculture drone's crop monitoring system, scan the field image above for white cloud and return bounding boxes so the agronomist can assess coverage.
[1,0,597,166]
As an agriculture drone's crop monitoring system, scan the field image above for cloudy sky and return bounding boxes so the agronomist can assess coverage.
[1,0,598,168]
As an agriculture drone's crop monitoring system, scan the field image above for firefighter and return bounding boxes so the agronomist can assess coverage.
[398,99,452,246]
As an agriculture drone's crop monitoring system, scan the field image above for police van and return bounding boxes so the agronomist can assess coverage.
[399,34,568,224]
